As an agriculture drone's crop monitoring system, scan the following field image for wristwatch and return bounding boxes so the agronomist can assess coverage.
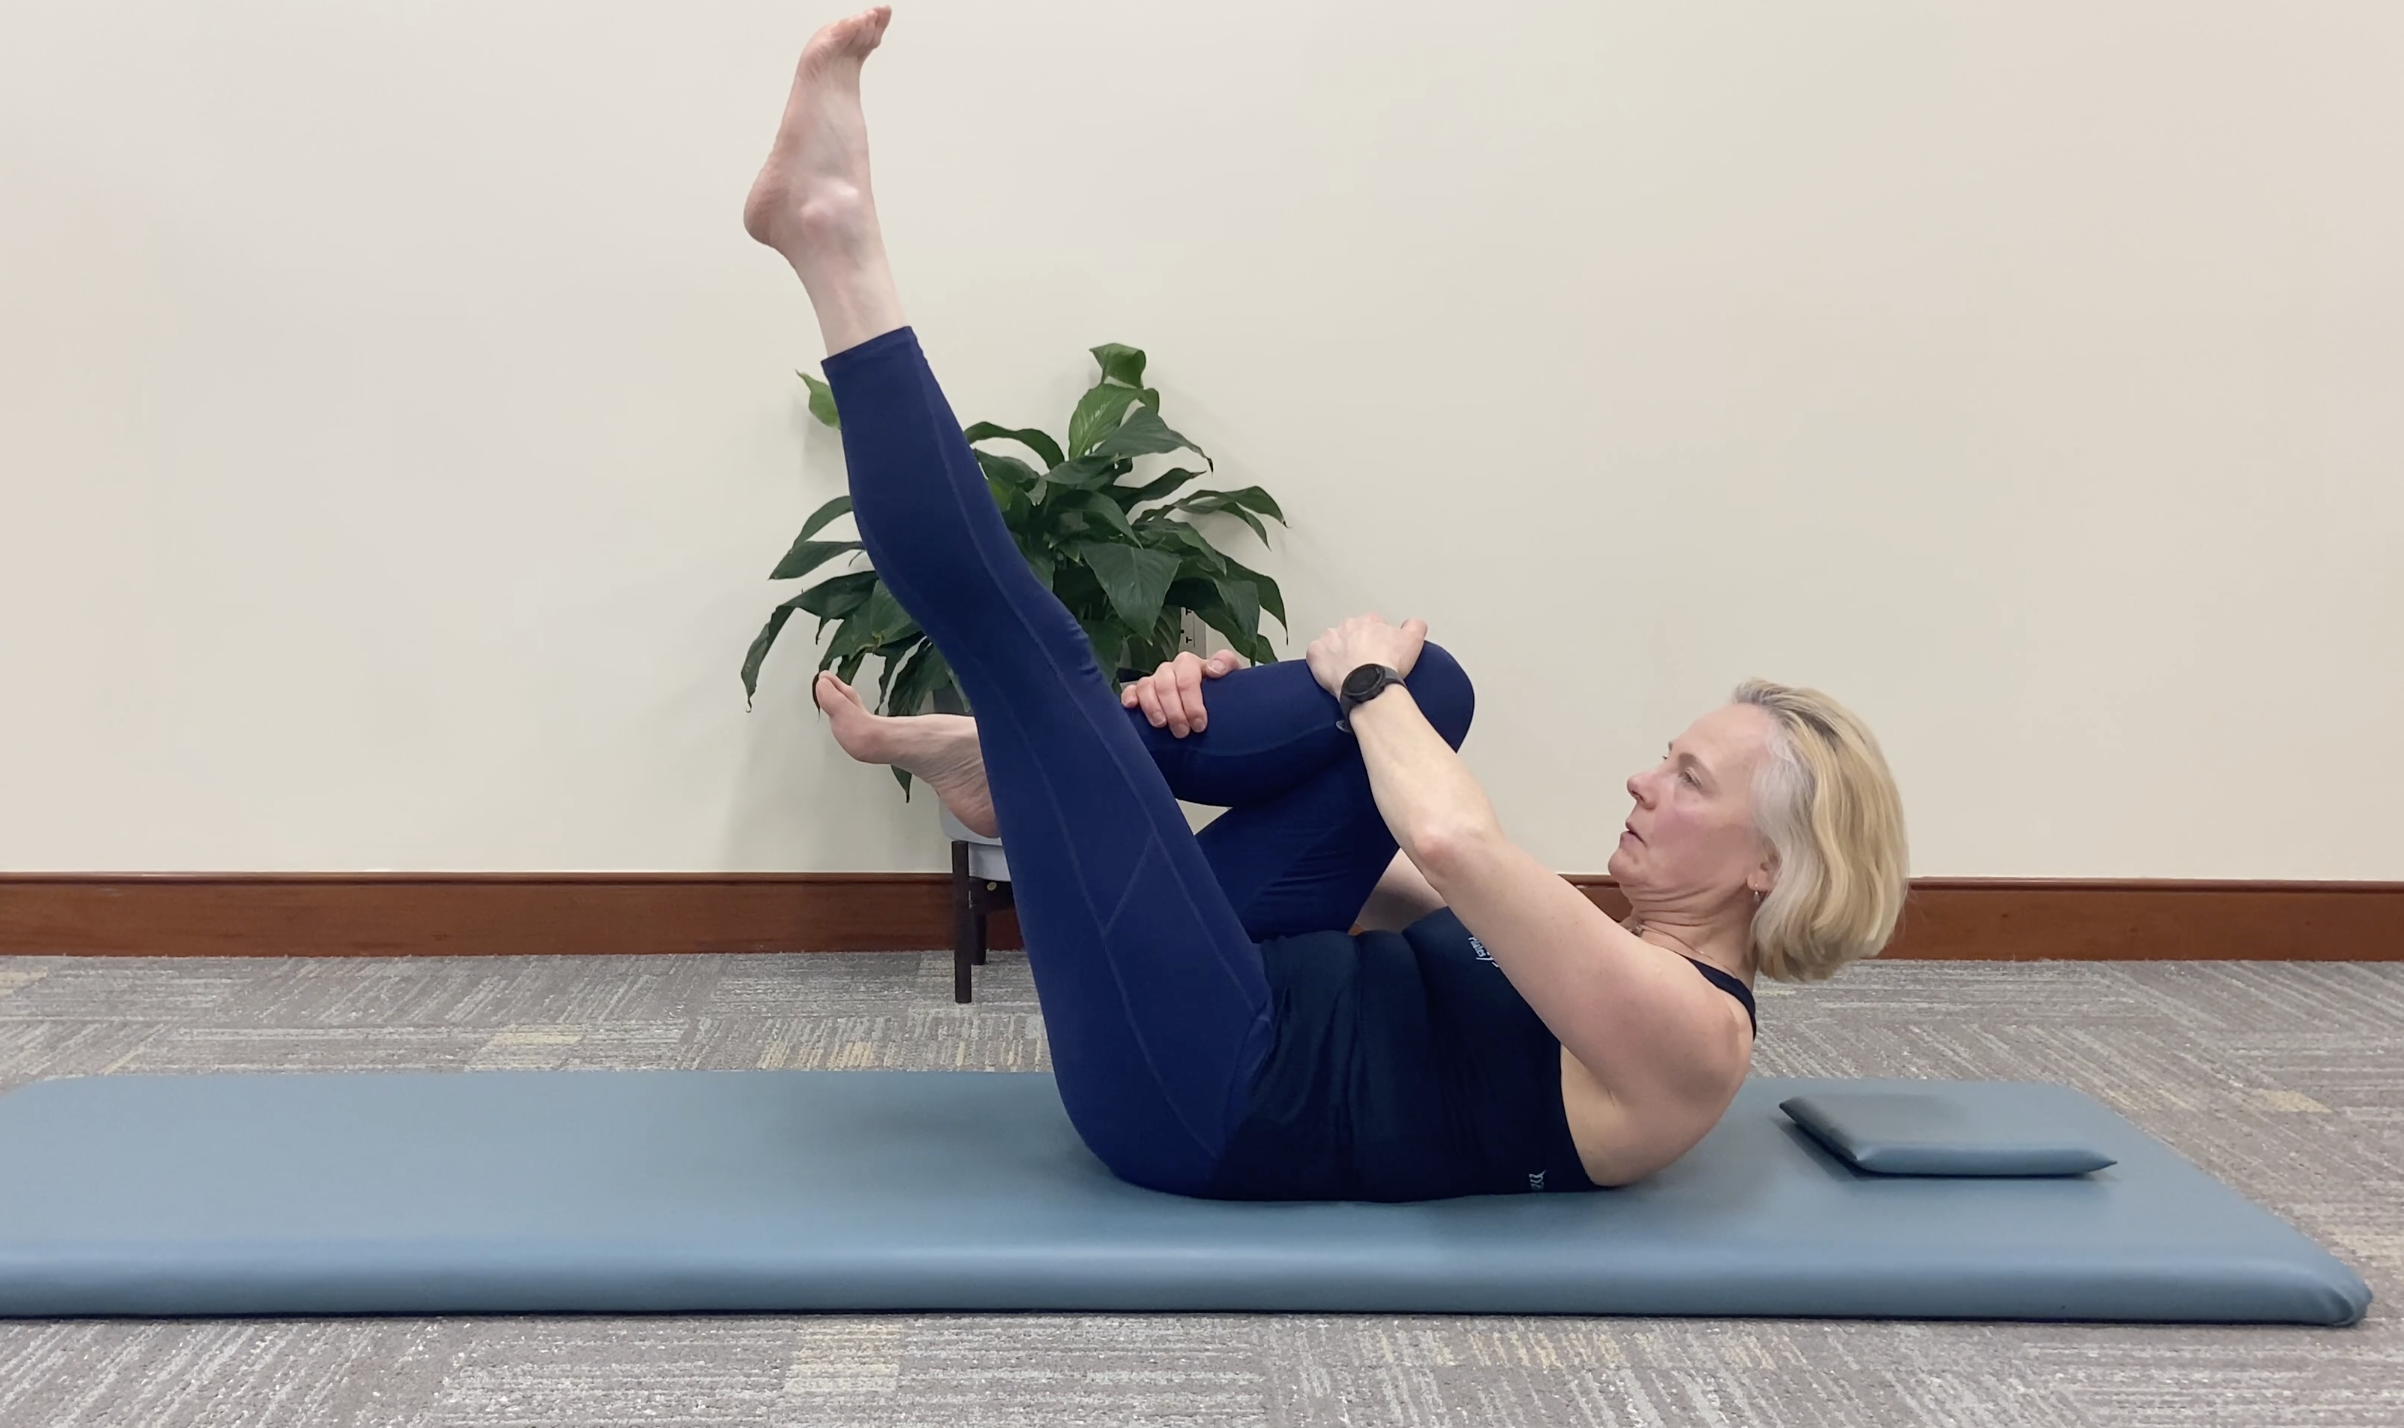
[1335,663,1408,732]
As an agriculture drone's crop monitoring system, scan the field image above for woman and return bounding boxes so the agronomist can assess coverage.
[745,6,1909,1200]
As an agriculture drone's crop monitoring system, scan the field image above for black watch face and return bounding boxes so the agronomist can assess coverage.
[1342,665,1387,699]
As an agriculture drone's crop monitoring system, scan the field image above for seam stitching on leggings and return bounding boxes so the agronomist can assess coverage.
[870,341,1263,1169]
[900,358,1267,1010]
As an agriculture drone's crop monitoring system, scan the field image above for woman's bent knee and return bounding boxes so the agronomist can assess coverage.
[1406,641,1475,749]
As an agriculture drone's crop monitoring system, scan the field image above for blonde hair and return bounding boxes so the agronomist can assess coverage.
[1730,679,1909,982]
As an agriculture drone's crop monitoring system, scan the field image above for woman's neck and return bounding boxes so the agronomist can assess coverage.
[1624,908,1756,984]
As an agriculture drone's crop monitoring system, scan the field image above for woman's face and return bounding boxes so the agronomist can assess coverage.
[1608,702,1777,910]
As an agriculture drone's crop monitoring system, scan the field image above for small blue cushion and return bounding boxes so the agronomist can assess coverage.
[1781,1090,2118,1175]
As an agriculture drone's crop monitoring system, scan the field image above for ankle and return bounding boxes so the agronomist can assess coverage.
[784,185,874,258]
[799,265,909,360]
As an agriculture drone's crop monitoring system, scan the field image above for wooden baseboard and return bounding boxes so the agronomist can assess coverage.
[1,874,2398,961]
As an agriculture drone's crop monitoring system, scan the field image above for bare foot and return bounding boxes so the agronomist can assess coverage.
[814,670,998,838]
[740,8,894,278]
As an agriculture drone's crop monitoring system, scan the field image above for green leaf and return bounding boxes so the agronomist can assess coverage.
[1124,625,1178,676]
[975,450,1042,515]
[821,613,877,666]
[1054,489,1140,542]
[973,450,1042,492]
[797,371,840,429]
[873,639,907,709]
[987,477,1030,525]
[884,638,954,718]
[1089,405,1208,466]
[880,637,957,797]
[1090,344,1148,390]
[1038,454,1119,494]
[795,570,880,638]
[1146,521,1229,573]
[824,583,920,663]
[1111,466,1208,514]
[1164,576,1217,609]
[1165,578,1277,667]
[1174,484,1285,524]
[1067,383,1154,459]
[962,422,1064,471]
[1167,486,1286,547]
[1050,557,1104,615]
[1077,612,1129,680]
[742,573,914,711]
[769,537,862,582]
[1172,494,1271,547]
[797,495,852,541]
[1197,611,1277,667]
[739,602,799,709]
[857,582,920,643]
[1210,575,1262,641]
[1214,549,1287,628]
[1072,542,1182,635]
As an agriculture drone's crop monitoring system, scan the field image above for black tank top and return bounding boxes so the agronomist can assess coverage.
[1200,907,1758,1202]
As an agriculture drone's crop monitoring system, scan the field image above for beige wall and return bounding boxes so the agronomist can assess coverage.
[3,0,2398,879]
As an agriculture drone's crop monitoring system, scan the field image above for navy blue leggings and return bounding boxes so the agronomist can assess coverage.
[825,327,1473,1195]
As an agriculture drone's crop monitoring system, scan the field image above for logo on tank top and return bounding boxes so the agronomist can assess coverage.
[1527,1170,1546,1192]
[1469,934,1493,963]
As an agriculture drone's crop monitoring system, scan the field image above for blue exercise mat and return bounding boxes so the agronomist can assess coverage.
[0,1070,2370,1323]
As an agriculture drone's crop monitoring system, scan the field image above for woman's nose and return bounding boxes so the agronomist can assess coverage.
[1626,770,1649,804]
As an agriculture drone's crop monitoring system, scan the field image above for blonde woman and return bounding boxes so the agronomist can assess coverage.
[750,6,1908,1199]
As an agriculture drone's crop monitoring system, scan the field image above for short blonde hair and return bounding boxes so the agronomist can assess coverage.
[1732,679,1909,982]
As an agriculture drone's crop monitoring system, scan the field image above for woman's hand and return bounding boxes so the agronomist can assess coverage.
[1120,648,1247,737]
[1306,613,1428,697]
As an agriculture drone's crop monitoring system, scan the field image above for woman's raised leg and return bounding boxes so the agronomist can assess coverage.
[745,7,1272,1195]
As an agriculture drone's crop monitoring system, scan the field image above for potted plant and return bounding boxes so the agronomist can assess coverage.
[741,343,1293,807]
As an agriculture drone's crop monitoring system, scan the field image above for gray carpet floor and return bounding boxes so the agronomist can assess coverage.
[0,950,2396,1428]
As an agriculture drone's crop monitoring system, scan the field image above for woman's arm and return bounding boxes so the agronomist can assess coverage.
[1343,687,1501,866]
[1354,848,1447,932]
[1347,689,1747,1117]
